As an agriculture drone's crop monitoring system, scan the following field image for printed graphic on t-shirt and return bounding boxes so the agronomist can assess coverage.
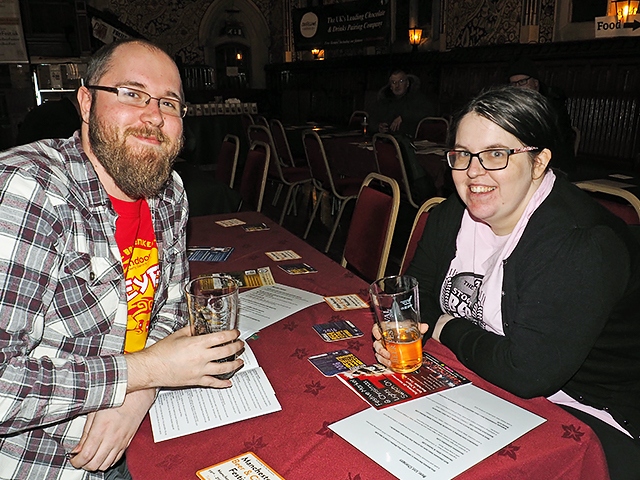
[441,270,486,328]
[123,239,159,353]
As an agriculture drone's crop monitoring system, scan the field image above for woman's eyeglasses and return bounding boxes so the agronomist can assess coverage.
[445,146,540,171]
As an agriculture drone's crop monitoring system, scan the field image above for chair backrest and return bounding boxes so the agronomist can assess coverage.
[239,140,270,212]
[255,115,269,127]
[270,118,296,167]
[399,196,446,275]
[373,133,419,208]
[348,110,368,129]
[414,116,449,144]
[571,125,581,156]
[341,173,400,283]
[575,180,640,225]
[247,124,284,180]
[214,134,240,188]
[302,129,337,194]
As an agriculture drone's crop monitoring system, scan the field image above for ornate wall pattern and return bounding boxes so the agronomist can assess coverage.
[445,0,522,49]
[539,0,556,43]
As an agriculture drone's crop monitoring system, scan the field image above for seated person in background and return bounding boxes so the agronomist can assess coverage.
[369,69,436,138]
[15,95,82,146]
[0,38,244,479]
[372,86,640,480]
[507,56,577,178]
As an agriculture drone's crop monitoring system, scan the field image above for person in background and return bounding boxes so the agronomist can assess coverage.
[507,56,577,178]
[15,94,82,145]
[0,38,244,479]
[369,69,437,138]
[372,86,640,480]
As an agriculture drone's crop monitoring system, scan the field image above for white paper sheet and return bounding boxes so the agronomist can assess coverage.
[330,383,545,480]
[238,284,324,338]
[149,344,281,442]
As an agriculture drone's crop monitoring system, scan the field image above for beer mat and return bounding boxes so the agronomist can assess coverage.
[278,263,317,275]
[324,294,369,311]
[187,246,234,262]
[308,349,365,377]
[196,452,285,480]
[313,320,364,342]
[265,250,302,261]
[215,218,246,227]
[217,267,275,289]
[243,223,270,232]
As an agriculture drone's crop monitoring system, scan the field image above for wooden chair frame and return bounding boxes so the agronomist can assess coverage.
[414,116,450,144]
[215,133,240,188]
[399,196,446,274]
[238,140,270,213]
[575,180,640,224]
[341,173,401,283]
[373,133,420,209]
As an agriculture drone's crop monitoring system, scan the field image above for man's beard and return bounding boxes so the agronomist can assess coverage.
[88,109,184,199]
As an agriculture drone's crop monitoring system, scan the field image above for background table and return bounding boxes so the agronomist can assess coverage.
[127,212,608,480]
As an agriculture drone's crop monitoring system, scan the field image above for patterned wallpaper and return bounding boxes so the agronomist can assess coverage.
[100,0,275,64]
[444,0,556,49]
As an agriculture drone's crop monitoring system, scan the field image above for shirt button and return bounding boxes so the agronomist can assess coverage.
[90,272,95,281]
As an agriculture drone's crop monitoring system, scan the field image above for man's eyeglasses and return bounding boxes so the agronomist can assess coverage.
[509,76,532,87]
[445,147,540,171]
[86,85,187,118]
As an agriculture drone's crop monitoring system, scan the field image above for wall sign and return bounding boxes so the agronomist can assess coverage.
[293,0,390,50]
[595,15,640,37]
[0,0,28,63]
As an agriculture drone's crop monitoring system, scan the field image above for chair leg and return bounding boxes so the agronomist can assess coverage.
[272,183,283,206]
[304,189,323,239]
[278,184,295,225]
[324,197,354,253]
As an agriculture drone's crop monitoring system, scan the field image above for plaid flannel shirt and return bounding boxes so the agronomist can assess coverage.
[0,133,189,479]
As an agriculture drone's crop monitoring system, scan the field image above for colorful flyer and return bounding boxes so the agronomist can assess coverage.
[196,452,285,480]
[215,218,246,227]
[243,223,270,232]
[187,246,234,262]
[279,263,318,275]
[308,349,365,377]
[324,294,369,311]
[265,250,302,261]
[312,320,364,342]
[220,267,275,289]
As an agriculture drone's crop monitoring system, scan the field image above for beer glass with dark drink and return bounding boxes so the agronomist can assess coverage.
[370,275,423,373]
[185,274,240,379]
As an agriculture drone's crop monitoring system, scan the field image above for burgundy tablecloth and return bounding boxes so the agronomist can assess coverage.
[127,212,608,480]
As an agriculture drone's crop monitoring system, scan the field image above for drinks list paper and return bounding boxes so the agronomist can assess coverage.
[330,383,545,480]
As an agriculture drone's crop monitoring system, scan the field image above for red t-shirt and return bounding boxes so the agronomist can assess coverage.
[110,195,159,353]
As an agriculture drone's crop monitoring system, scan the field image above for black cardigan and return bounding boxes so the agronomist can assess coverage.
[406,177,640,438]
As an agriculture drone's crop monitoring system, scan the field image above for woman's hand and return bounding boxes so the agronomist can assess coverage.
[372,323,430,366]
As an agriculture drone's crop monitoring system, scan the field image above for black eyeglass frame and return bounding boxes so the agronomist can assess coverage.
[86,85,187,118]
[445,146,541,171]
[509,76,532,87]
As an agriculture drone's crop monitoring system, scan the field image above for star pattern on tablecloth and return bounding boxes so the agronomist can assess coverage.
[346,473,362,480]
[316,421,334,438]
[282,320,298,331]
[304,380,326,395]
[291,347,309,359]
[358,287,370,300]
[344,271,355,279]
[498,443,520,460]
[244,435,267,451]
[346,339,365,351]
[561,423,585,442]
[156,454,184,470]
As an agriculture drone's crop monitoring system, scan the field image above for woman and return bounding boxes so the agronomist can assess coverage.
[372,86,640,479]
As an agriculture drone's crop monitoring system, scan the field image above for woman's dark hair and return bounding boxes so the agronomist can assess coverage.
[449,86,564,165]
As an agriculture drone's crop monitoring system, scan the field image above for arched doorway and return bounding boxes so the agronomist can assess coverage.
[199,0,270,89]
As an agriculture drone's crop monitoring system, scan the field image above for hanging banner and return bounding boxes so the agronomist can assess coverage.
[0,0,28,63]
[293,0,390,50]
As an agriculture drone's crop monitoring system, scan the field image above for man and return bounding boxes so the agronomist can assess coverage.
[0,39,244,479]
[507,56,577,178]
[369,69,437,137]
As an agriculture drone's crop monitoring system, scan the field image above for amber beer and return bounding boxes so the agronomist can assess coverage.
[382,326,423,373]
[370,275,423,373]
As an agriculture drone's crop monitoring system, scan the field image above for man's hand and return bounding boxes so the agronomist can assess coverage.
[389,116,403,132]
[69,389,155,471]
[126,325,245,392]
[378,122,389,133]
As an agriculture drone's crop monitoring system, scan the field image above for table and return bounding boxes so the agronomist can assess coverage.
[127,211,608,480]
